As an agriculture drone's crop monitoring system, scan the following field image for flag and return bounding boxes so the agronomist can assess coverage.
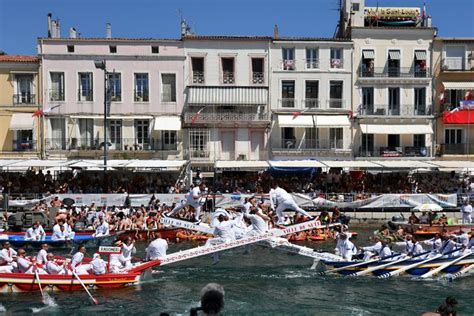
[292,111,301,120]
[422,1,427,19]
[439,92,445,105]
[191,106,208,124]
[464,90,472,100]
[32,109,44,117]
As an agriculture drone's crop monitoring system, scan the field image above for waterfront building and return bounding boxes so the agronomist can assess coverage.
[339,0,436,159]
[0,54,41,158]
[432,37,474,158]
[38,19,185,160]
[182,33,271,169]
[269,33,353,159]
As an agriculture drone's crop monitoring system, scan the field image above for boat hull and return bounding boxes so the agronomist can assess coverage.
[0,232,119,248]
[395,223,474,237]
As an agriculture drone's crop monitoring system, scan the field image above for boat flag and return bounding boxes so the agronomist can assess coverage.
[191,106,208,124]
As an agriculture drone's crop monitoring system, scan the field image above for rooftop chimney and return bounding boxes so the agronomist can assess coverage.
[106,23,112,38]
[47,13,52,38]
[273,24,279,39]
[69,27,77,38]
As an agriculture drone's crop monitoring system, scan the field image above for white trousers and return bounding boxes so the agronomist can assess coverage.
[275,200,311,224]
[462,213,472,224]
[169,202,202,220]
[75,264,91,274]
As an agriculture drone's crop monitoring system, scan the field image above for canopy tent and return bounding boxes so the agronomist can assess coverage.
[215,160,269,171]
[187,86,268,105]
[5,160,69,169]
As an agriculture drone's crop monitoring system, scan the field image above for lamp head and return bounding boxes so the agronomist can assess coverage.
[94,60,106,70]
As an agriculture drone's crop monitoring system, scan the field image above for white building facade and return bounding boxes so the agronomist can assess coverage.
[269,38,353,159]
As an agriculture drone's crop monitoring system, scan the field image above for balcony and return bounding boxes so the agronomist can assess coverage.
[12,140,37,152]
[327,99,345,109]
[110,91,122,102]
[272,139,349,157]
[183,111,270,124]
[252,72,265,84]
[222,71,235,84]
[49,89,65,102]
[442,58,473,71]
[439,143,474,155]
[281,59,296,71]
[279,98,296,108]
[192,71,205,84]
[358,67,430,78]
[276,99,347,112]
[330,58,344,69]
[184,149,268,161]
[78,89,93,102]
[358,146,431,158]
[358,105,433,117]
[305,59,319,69]
[13,94,35,105]
[45,137,182,152]
[134,90,149,102]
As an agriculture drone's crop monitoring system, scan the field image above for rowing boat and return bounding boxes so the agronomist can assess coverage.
[317,252,474,278]
[0,231,120,248]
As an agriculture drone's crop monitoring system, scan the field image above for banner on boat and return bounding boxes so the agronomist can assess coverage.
[6,193,458,210]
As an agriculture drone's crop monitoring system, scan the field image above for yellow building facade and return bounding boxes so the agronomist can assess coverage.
[0,55,42,158]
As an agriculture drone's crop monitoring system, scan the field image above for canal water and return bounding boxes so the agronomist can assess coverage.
[1,227,473,315]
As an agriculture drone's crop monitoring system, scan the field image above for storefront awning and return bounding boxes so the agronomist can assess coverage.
[388,50,401,60]
[320,160,381,168]
[442,82,474,90]
[187,86,268,105]
[215,160,269,170]
[415,51,427,60]
[9,113,34,130]
[154,116,182,131]
[278,115,315,127]
[428,161,474,169]
[371,160,436,169]
[124,160,186,171]
[269,160,326,168]
[315,115,350,127]
[362,50,375,59]
[359,124,433,134]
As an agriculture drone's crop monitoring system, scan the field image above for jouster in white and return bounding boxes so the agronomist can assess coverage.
[270,185,312,224]
[121,238,136,267]
[145,237,168,260]
[460,200,472,224]
[71,246,90,274]
[168,183,207,222]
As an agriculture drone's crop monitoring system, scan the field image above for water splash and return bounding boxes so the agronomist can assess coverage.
[0,303,6,312]
[42,293,57,307]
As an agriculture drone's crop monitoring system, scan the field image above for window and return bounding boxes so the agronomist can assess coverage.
[134,73,149,102]
[445,129,463,144]
[67,45,75,53]
[352,2,360,11]
[388,87,400,115]
[221,57,235,84]
[50,72,65,101]
[305,128,317,148]
[191,57,205,84]
[362,87,374,115]
[162,130,177,150]
[361,134,374,155]
[151,46,159,54]
[282,127,296,148]
[251,58,264,84]
[388,50,401,77]
[108,73,122,102]
[14,75,34,104]
[305,81,319,108]
[78,72,93,101]
[161,74,176,102]
[330,48,343,68]
[388,134,400,147]
[413,134,426,148]
[109,120,122,147]
[445,89,467,110]
[189,129,209,158]
[306,48,319,69]
[135,120,150,149]
[361,50,375,77]
[414,50,427,77]
[414,87,426,115]
[49,118,66,150]
[282,48,295,70]
[444,46,466,70]
[329,80,343,108]
[109,45,117,53]
[78,118,94,148]
[281,80,295,108]
[14,130,33,151]
[330,128,343,149]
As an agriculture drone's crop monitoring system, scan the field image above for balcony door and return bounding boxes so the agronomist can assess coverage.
[221,131,235,160]
[16,75,33,104]
[361,134,374,156]
[50,118,66,150]
[78,118,94,148]
[109,119,122,150]
[329,128,343,149]
[135,120,150,149]
[388,87,400,115]
[282,127,296,148]
[362,87,374,115]
[281,80,295,108]
[414,87,426,115]
[250,131,264,160]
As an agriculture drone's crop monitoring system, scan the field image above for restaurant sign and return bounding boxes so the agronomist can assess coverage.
[365,7,420,18]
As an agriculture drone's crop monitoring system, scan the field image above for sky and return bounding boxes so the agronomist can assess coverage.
[0,0,473,55]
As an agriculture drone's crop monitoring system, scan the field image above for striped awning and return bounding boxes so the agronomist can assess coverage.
[362,50,375,59]
[388,50,401,60]
[415,50,427,60]
[187,86,268,105]
[443,81,474,89]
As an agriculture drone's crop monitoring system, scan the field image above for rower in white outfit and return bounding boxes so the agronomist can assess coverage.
[460,199,472,224]
[90,253,107,275]
[423,233,443,257]
[24,221,45,241]
[36,243,49,266]
[455,230,470,247]
[378,240,392,259]
[145,234,168,261]
[408,237,425,256]
[439,236,463,258]
[270,184,313,224]
[16,249,45,274]
[0,241,18,271]
[94,216,110,237]
[393,235,414,254]
[45,253,69,274]
[336,233,357,261]
[362,237,382,261]
[167,182,207,223]
[71,245,90,274]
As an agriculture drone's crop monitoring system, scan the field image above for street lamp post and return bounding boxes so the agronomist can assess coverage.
[94,60,108,193]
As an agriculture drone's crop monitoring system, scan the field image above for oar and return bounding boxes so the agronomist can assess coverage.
[445,263,474,281]
[72,271,99,305]
[35,270,46,301]
[378,248,462,279]
[418,251,472,280]
[351,250,432,277]
[322,252,401,275]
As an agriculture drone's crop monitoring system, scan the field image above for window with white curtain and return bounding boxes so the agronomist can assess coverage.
[161,74,176,102]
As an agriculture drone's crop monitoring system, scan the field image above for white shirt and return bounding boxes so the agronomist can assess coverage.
[187,187,202,206]
[95,221,110,236]
[457,233,470,247]
[52,226,67,241]
[145,238,168,260]
[410,242,424,256]
[71,252,84,269]
[0,248,17,263]
[25,225,45,240]
[338,239,357,260]
[244,212,268,234]
[213,220,236,241]
[17,256,33,273]
[424,237,442,252]
[440,239,460,255]
[378,245,392,258]
[121,243,136,261]
[46,260,65,274]
[461,204,472,214]
[90,257,107,275]
[270,187,293,207]
[37,249,48,265]
[363,241,382,253]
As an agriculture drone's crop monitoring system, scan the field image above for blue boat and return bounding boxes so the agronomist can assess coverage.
[0,231,119,248]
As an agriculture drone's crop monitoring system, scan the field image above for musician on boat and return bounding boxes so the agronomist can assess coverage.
[269,183,313,225]
[24,221,45,241]
[0,241,16,272]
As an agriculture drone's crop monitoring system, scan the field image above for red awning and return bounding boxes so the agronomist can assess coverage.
[443,109,474,124]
